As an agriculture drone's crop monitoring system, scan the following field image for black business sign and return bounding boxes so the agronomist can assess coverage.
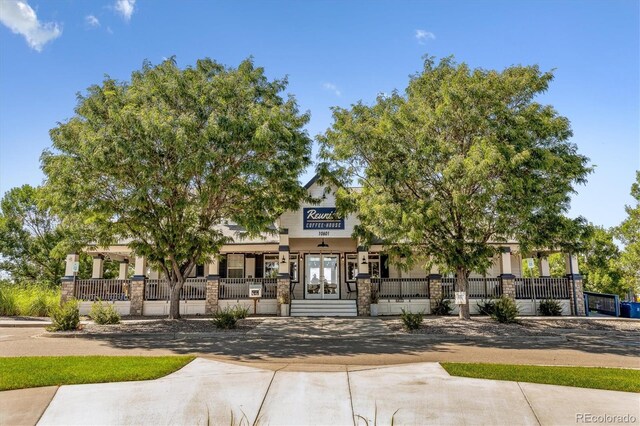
[303,208,345,230]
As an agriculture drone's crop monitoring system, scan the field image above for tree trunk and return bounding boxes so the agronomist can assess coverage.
[168,278,184,320]
[456,266,471,320]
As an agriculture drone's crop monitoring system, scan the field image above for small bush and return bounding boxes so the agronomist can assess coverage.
[538,299,563,316]
[0,288,19,316]
[212,307,238,329]
[400,308,424,330]
[491,297,519,323]
[231,305,249,320]
[476,299,496,316]
[370,288,379,304]
[90,301,121,325]
[48,300,80,331]
[432,295,453,316]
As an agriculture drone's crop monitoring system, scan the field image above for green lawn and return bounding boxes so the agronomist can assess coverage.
[0,356,195,391]
[441,363,640,393]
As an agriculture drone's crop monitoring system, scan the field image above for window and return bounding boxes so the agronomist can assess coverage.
[290,254,299,282]
[227,254,244,278]
[346,254,358,282]
[369,254,380,279]
[264,254,279,278]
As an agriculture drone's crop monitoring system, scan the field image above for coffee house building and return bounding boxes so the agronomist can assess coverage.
[62,175,585,317]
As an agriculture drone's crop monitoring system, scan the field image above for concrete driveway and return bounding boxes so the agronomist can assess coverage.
[30,358,640,426]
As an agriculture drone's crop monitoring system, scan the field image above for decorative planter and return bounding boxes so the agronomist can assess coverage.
[370,303,379,317]
[280,303,290,317]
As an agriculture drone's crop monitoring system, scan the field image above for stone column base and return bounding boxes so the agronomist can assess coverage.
[500,274,516,300]
[277,277,290,316]
[60,276,75,304]
[205,276,220,315]
[129,276,145,316]
[428,274,442,312]
[356,276,371,316]
[568,275,586,316]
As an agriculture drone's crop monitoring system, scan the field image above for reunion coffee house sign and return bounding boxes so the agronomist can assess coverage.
[303,208,345,230]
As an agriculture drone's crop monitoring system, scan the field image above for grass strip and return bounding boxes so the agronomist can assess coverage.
[441,362,640,393]
[0,356,195,391]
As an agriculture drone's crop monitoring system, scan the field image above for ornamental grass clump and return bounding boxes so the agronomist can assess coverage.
[48,300,80,331]
[400,308,424,330]
[432,295,453,316]
[538,299,563,316]
[0,282,59,316]
[211,305,249,329]
[90,300,121,325]
[477,299,496,316]
[491,296,519,323]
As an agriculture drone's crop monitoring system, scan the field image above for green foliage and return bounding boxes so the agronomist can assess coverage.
[48,300,80,331]
[616,171,640,299]
[43,57,312,319]
[0,282,60,316]
[538,299,563,316]
[548,253,566,277]
[319,56,591,319]
[441,363,640,393]
[491,296,519,323]
[432,295,453,316]
[90,300,121,324]
[212,304,249,329]
[476,299,496,316]
[0,356,194,391]
[400,308,424,330]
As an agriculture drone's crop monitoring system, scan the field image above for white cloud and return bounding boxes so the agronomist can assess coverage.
[323,82,341,97]
[0,0,62,51]
[415,29,435,44]
[114,0,135,21]
[85,14,100,28]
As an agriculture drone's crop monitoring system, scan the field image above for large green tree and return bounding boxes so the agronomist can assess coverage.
[579,225,625,296]
[616,171,640,300]
[319,56,591,319]
[42,58,312,318]
[0,185,65,285]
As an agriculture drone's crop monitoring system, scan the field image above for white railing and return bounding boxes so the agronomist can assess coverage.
[74,279,130,301]
[144,278,207,301]
[441,277,502,299]
[219,278,278,299]
[515,278,570,299]
[371,278,430,299]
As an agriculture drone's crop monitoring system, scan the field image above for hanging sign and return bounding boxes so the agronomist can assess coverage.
[455,292,467,305]
[72,262,80,273]
[303,208,344,230]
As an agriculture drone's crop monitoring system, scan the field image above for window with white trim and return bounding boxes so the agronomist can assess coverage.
[346,254,358,282]
[289,254,299,282]
[264,254,279,278]
[227,254,244,278]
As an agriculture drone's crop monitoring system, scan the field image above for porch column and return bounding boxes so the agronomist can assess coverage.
[130,256,146,316]
[91,255,104,279]
[565,253,585,316]
[277,229,291,316]
[61,253,79,304]
[499,247,516,300]
[118,260,129,280]
[356,246,371,316]
[205,257,220,315]
[537,254,550,277]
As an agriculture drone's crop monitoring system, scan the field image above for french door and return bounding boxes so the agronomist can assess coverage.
[305,254,340,299]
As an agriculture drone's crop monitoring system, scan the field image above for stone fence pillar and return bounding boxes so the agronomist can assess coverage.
[356,277,371,316]
[60,276,75,304]
[129,276,144,316]
[500,274,516,300]
[428,274,442,312]
[205,275,219,315]
[568,275,586,316]
[277,277,290,316]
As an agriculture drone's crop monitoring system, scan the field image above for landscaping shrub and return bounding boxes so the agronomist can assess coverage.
[538,299,563,316]
[90,301,121,325]
[491,296,519,323]
[231,305,249,320]
[0,282,59,316]
[48,300,80,331]
[400,308,424,330]
[432,295,453,316]
[476,299,496,316]
[211,307,238,329]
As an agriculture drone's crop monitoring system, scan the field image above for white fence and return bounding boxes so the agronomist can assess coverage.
[219,278,278,299]
[74,279,130,301]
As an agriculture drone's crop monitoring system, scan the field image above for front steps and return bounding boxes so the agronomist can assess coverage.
[290,299,358,317]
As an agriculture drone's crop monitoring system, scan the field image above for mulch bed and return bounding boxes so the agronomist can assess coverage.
[73,318,264,334]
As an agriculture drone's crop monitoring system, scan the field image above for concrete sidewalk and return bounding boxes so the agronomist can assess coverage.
[27,358,639,426]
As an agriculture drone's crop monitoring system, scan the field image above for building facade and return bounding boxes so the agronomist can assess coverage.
[61,176,585,317]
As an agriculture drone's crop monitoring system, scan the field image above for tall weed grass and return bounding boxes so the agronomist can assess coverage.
[0,282,60,317]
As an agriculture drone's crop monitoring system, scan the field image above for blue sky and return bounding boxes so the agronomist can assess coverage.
[0,0,638,229]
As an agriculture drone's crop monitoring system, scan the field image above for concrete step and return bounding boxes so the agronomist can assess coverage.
[290,300,357,317]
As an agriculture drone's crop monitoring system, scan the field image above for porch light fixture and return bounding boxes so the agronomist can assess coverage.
[361,257,368,265]
[317,239,329,248]
[281,255,287,264]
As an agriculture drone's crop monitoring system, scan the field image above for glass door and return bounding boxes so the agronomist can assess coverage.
[305,254,340,299]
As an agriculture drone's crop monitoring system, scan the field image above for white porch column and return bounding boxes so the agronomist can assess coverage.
[565,253,580,275]
[64,253,79,277]
[277,229,291,316]
[538,254,551,277]
[118,260,129,280]
[208,257,220,276]
[499,247,512,275]
[279,230,290,276]
[134,256,147,277]
[91,255,104,279]
[356,245,371,316]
